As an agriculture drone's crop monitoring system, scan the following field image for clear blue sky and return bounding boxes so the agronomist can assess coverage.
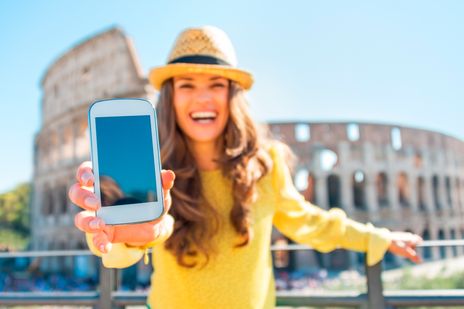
[1,1,463,193]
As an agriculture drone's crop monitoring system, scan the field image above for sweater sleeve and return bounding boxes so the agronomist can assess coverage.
[270,145,391,266]
[85,214,175,268]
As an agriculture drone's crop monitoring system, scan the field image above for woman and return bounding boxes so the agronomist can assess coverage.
[68,26,421,308]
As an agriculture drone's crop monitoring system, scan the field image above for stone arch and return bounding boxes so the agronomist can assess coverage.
[414,151,423,168]
[353,170,366,210]
[417,176,427,211]
[273,236,290,269]
[294,123,310,142]
[317,147,339,171]
[397,172,410,207]
[294,168,309,192]
[438,229,446,259]
[41,184,53,215]
[456,177,462,210]
[52,186,62,215]
[346,123,360,141]
[303,173,317,204]
[432,175,441,210]
[422,229,432,260]
[450,229,457,257]
[58,183,68,214]
[445,176,453,209]
[391,127,402,150]
[77,241,87,250]
[376,172,389,207]
[327,174,341,208]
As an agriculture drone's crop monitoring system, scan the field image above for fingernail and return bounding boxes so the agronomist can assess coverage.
[82,172,94,186]
[99,244,106,253]
[89,219,100,229]
[85,197,99,209]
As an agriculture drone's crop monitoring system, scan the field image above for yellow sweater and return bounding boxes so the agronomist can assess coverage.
[86,145,391,308]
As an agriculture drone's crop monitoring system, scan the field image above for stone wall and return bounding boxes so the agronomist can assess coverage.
[269,122,464,268]
[32,28,153,258]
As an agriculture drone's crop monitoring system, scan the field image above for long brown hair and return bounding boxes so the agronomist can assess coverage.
[157,79,273,267]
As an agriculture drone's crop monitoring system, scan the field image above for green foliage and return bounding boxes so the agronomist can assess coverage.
[398,267,464,290]
[0,228,29,250]
[382,266,464,291]
[0,182,31,249]
[384,267,464,309]
[322,267,464,309]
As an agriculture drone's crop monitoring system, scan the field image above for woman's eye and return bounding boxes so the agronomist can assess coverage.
[211,83,226,88]
[179,84,193,89]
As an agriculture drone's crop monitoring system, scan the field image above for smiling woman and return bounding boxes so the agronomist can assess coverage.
[68,25,422,309]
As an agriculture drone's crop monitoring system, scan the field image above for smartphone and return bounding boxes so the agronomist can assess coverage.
[88,98,164,225]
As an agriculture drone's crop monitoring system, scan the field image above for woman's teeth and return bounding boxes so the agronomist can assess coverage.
[190,111,217,123]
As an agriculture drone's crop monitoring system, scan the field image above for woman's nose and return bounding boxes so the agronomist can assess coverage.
[195,89,213,104]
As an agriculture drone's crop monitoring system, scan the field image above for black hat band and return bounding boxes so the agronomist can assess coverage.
[168,55,231,66]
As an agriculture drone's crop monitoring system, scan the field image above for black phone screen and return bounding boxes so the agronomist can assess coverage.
[95,115,158,206]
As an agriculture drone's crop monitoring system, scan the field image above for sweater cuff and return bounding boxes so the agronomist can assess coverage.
[366,223,392,266]
[85,233,144,268]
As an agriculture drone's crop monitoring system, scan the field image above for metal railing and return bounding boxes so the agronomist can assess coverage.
[1,240,464,308]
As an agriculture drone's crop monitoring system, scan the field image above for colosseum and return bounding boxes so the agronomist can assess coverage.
[268,121,464,271]
[32,27,464,275]
[31,27,154,274]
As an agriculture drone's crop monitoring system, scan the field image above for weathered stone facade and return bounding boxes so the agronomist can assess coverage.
[32,28,464,273]
[32,28,153,272]
[269,122,464,269]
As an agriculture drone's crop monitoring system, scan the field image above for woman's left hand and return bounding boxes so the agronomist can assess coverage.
[388,231,422,263]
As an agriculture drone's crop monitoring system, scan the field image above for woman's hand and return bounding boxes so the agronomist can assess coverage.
[388,231,422,263]
[68,161,175,253]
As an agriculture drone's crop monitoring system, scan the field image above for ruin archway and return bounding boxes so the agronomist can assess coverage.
[376,172,389,207]
[397,172,410,207]
[353,171,366,210]
[327,174,341,208]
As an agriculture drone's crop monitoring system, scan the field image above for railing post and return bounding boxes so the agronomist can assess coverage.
[96,261,121,309]
[365,260,390,309]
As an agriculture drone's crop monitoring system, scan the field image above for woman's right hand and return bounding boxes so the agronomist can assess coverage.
[68,161,175,253]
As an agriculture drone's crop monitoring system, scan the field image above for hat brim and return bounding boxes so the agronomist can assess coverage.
[148,63,253,90]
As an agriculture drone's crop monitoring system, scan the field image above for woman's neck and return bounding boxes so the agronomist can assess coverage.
[188,140,222,171]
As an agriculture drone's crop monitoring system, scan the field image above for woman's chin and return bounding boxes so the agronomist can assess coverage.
[186,132,222,145]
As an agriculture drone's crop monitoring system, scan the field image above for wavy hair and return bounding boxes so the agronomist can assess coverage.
[157,79,273,267]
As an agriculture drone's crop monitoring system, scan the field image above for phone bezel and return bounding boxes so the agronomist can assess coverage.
[88,98,164,225]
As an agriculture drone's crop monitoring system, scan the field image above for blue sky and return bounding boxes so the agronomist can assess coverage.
[1,1,463,193]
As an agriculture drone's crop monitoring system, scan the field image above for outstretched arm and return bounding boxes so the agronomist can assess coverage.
[269,144,421,265]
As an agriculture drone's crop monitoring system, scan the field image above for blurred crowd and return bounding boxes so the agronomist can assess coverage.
[0,250,365,293]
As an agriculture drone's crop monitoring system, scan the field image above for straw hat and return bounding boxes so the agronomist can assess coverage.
[148,26,253,90]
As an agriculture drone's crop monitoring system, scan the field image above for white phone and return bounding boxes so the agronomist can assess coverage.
[88,98,164,225]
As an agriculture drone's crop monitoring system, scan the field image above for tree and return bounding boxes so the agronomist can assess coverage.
[0,183,31,250]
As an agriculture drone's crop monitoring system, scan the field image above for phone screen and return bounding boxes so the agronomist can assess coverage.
[95,115,158,207]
